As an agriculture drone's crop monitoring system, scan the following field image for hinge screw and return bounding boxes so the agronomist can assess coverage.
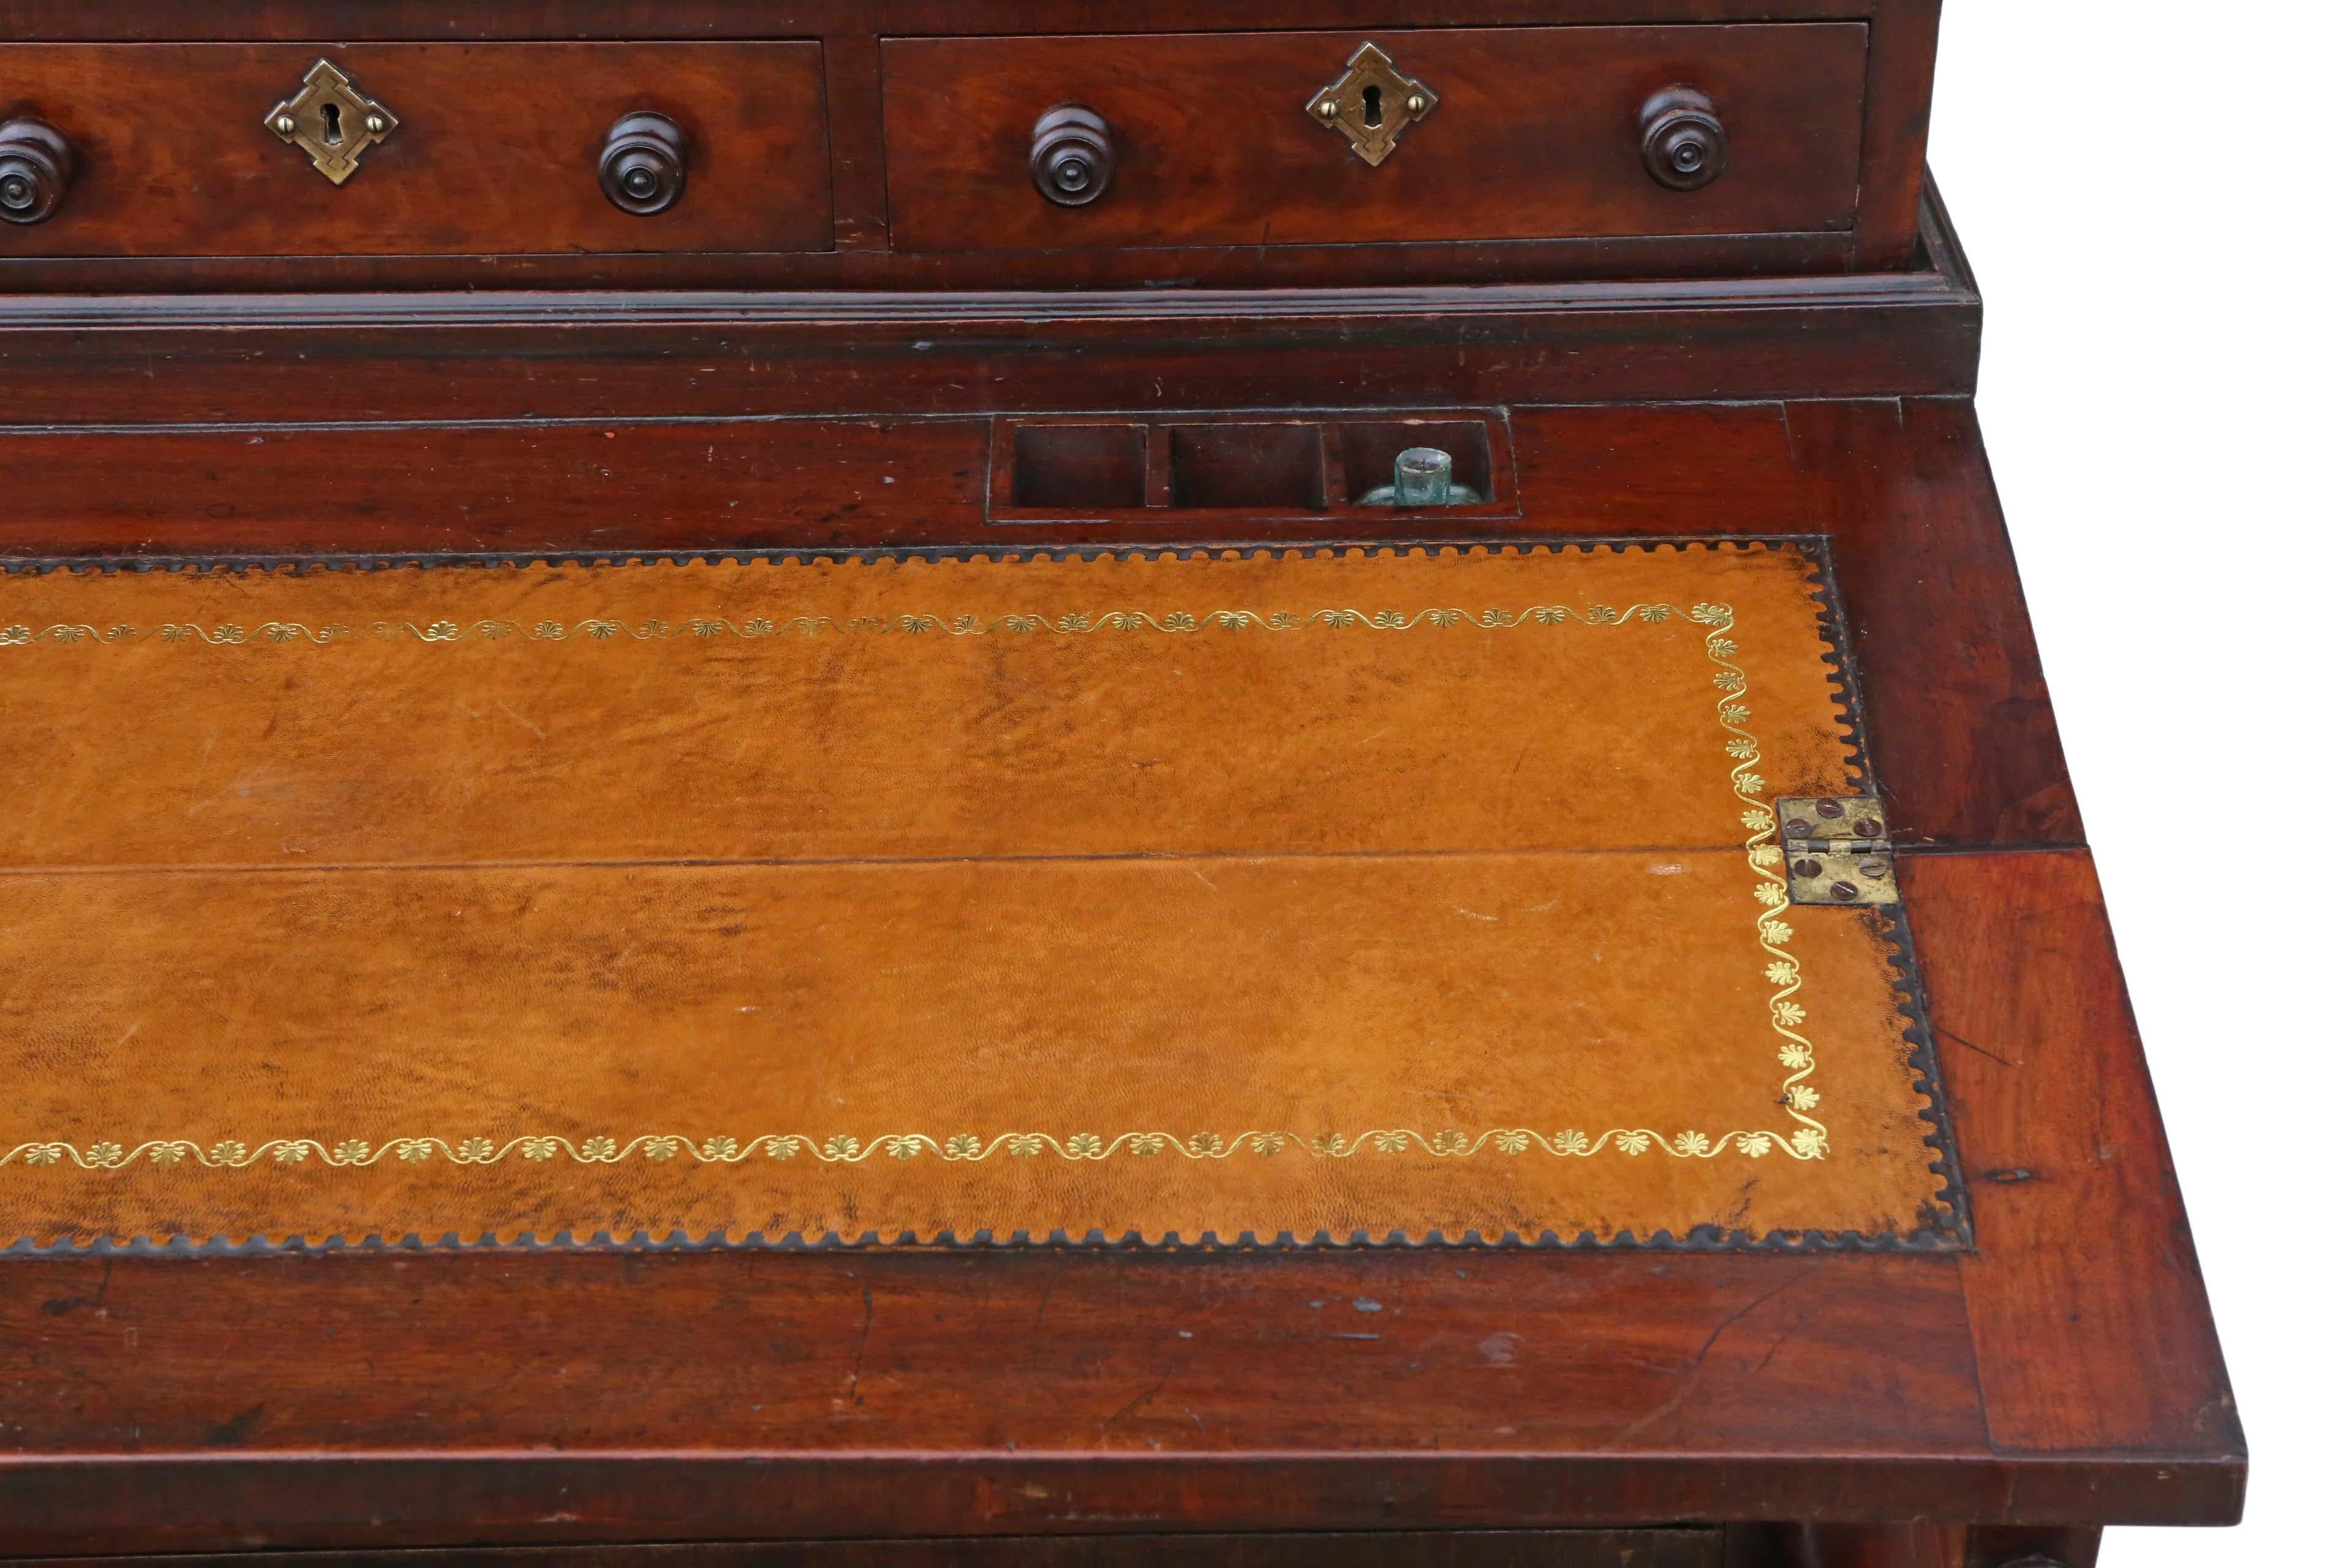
[1776,794,1899,906]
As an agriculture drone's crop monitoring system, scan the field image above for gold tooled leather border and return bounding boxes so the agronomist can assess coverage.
[0,539,1969,1253]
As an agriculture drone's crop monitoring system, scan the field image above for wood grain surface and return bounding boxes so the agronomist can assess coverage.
[1906,851,2242,1466]
[0,268,1981,426]
[880,28,1867,252]
[0,0,1942,288]
[0,43,832,258]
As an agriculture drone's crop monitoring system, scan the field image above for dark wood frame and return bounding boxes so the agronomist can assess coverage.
[0,190,2242,1561]
[0,0,2241,1541]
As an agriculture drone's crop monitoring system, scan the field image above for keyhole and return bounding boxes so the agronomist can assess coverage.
[319,101,343,146]
[1361,84,1383,127]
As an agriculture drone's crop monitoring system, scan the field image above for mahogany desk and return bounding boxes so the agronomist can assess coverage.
[0,5,2242,1566]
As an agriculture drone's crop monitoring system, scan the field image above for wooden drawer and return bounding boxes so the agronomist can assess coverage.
[0,43,831,257]
[880,26,1868,254]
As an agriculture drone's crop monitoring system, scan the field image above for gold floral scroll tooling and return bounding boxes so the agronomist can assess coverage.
[1,598,1827,1175]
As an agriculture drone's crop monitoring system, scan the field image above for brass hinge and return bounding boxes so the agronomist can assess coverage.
[1775,795,1898,907]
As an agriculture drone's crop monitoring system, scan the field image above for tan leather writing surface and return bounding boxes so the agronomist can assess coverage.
[2,546,1852,866]
[0,546,1952,1246]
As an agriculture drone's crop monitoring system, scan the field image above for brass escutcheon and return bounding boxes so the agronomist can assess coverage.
[263,60,399,186]
[1305,42,1438,167]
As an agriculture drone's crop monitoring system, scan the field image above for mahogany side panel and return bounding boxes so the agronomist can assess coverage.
[1904,852,2244,1496]
[1852,0,1942,270]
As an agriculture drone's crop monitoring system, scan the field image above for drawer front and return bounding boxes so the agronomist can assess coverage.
[882,26,1867,253]
[0,43,831,256]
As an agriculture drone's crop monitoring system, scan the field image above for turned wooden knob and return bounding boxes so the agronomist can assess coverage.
[1640,86,1727,190]
[0,118,75,226]
[598,111,687,216]
[1030,105,1115,207]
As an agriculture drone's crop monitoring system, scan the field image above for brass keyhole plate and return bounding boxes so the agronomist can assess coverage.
[264,59,398,186]
[1305,42,1438,167]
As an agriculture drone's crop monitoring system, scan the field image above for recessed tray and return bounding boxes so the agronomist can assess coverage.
[988,409,1521,525]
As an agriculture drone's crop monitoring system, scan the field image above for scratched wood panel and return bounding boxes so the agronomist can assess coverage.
[1906,851,2244,1471]
[0,1533,1729,1568]
[0,1250,1981,1551]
